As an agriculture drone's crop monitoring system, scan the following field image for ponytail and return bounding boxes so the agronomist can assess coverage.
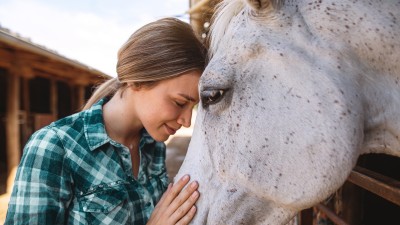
[83,77,121,110]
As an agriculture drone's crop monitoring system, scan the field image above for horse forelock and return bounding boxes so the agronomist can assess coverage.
[209,0,244,59]
[209,0,285,59]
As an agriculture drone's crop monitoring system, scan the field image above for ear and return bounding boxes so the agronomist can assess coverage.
[130,82,142,91]
[246,0,272,11]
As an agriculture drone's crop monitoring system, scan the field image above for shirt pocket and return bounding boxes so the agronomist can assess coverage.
[78,181,130,224]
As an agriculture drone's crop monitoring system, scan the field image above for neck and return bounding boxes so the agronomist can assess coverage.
[102,91,143,147]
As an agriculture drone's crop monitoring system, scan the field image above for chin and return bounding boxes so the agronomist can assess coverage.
[155,137,168,142]
[151,133,169,142]
[146,126,170,142]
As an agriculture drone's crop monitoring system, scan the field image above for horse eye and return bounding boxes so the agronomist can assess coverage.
[201,89,225,107]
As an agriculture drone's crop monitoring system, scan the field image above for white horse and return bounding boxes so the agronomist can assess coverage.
[176,0,400,224]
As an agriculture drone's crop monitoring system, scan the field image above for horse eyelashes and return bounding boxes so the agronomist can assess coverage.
[201,89,226,107]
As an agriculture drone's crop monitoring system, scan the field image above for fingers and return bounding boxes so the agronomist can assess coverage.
[163,175,191,205]
[150,183,172,217]
[149,174,199,225]
[157,183,173,205]
[166,180,199,223]
[176,206,197,225]
[171,191,200,224]
[169,180,199,212]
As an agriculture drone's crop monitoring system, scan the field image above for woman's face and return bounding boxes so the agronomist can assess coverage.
[132,71,201,142]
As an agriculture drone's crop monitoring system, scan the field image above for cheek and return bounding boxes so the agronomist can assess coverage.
[137,104,160,125]
[145,104,179,124]
[161,105,180,120]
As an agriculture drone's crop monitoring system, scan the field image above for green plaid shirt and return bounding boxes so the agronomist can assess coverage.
[5,98,169,225]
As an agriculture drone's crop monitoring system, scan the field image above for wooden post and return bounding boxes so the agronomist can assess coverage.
[50,79,58,119]
[6,73,21,193]
[70,85,76,114]
[76,85,85,111]
[340,182,363,225]
[300,208,313,225]
[21,77,31,145]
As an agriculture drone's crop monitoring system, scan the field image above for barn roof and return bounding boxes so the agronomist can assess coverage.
[0,25,110,84]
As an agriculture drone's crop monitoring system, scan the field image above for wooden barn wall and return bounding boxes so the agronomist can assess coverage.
[0,47,106,194]
[0,68,7,194]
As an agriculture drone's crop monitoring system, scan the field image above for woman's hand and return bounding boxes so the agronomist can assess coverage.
[147,175,199,225]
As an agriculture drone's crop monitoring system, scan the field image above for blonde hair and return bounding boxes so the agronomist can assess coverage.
[83,17,207,110]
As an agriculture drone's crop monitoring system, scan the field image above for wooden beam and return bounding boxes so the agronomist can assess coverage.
[31,61,93,80]
[5,71,21,193]
[16,51,107,81]
[315,204,349,225]
[2,44,108,84]
[347,166,400,206]
[0,29,109,78]
[0,47,13,68]
[0,59,11,69]
[32,69,96,86]
[1,48,34,78]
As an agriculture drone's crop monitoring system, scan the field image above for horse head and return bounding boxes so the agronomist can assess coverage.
[177,0,400,224]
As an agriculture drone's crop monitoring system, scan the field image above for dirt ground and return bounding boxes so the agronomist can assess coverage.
[0,122,193,224]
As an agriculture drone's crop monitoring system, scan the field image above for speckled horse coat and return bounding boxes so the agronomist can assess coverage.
[176,0,400,224]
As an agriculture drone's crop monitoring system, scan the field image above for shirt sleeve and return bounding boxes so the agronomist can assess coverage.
[5,127,73,225]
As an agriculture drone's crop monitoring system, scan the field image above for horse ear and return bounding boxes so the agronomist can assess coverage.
[246,0,272,11]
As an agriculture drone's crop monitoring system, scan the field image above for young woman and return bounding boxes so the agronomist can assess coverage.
[5,17,207,225]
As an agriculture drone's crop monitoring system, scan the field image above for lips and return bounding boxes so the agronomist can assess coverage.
[165,124,178,135]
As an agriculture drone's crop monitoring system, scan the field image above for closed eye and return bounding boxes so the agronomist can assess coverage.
[175,101,186,108]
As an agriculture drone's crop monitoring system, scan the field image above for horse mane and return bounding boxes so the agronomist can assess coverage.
[208,0,284,58]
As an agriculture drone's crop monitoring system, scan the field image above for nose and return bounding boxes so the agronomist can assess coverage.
[177,108,193,128]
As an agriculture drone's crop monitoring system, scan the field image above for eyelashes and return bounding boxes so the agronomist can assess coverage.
[201,89,226,108]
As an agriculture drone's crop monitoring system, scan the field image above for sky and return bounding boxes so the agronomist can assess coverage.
[0,0,191,76]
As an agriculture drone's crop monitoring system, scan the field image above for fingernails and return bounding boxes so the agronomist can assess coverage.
[182,174,190,182]
[191,191,199,199]
[190,181,198,188]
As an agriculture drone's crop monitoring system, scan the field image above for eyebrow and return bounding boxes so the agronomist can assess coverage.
[179,93,197,102]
